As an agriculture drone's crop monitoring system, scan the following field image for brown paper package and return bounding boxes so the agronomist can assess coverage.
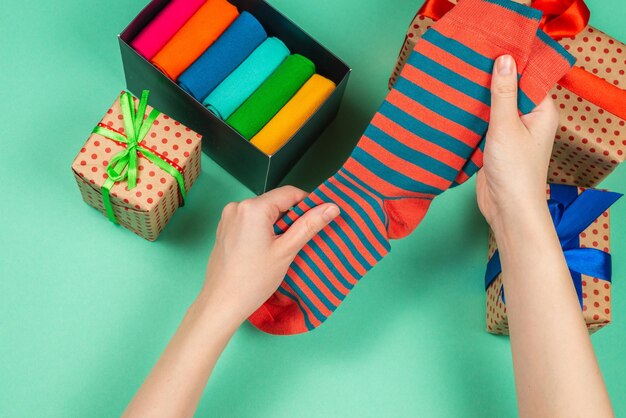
[71,93,202,241]
[485,185,613,335]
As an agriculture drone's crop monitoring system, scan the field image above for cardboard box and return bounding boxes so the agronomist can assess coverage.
[118,0,351,194]
[71,91,202,241]
[485,184,621,335]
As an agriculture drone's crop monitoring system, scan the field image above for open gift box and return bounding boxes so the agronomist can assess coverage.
[118,0,351,194]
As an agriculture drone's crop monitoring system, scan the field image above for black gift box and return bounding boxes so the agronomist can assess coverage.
[118,0,351,194]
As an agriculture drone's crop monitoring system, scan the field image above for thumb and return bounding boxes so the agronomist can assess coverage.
[521,94,559,138]
[490,55,521,128]
[278,203,340,255]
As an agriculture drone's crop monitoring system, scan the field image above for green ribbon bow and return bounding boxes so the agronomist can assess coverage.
[92,90,187,223]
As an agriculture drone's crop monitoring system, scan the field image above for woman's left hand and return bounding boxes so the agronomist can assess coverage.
[124,186,338,418]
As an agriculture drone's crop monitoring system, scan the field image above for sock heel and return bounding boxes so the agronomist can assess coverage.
[384,197,433,239]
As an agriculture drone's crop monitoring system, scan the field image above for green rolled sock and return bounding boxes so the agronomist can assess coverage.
[226,54,315,140]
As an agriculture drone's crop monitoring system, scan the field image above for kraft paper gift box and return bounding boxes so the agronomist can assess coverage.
[118,0,351,195]
[389,0,626,188]
[485,184,621,335]
[71,91,202,241]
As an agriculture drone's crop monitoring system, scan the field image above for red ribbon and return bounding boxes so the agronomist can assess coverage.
[559,68,626,121]
[418,0,589,39]
[418,0,455,23]
[415,0,626,120]
[96,122,186,176]
[531,0,590,40]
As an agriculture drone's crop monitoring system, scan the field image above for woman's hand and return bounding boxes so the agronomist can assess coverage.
[124,186,338,418]
[199,186,340,326]
[475,55,613,418]
[476,55,559,233]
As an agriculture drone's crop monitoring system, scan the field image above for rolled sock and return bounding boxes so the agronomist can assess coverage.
[130,0,207,60]
[250,74,336,154]
[178,12,267,101]
[151,0,239,80]
[226,54,315,140]
[248,0,574,335]
[451,28,577,186]
[203,37,290,120]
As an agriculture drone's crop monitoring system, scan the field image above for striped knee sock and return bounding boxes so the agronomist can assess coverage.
[452,29,576,186]
[249,0,574,335]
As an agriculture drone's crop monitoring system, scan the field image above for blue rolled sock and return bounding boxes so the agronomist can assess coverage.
[178,11,267,101]
[203,37,290,120]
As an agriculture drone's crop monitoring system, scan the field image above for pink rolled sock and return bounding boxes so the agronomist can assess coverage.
[130,0,207,60]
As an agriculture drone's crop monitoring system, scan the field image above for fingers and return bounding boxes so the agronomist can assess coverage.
[219,186,308,228]
[277,203,340,255]
[490,55,521,129]
[254,185,308,214]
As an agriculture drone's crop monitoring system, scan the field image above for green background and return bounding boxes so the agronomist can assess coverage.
[1,0,625,416]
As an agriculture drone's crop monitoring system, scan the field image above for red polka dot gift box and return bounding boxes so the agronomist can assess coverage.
[71,91,202,241]
[485,184,622,335]
[389,0,626,187]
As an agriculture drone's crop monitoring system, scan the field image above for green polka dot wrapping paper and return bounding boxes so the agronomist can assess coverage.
[390,0,626,188]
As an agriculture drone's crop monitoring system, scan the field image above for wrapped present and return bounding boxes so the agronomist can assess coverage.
[71,91,202,241]
[390,0,626,187]
[485,184,622,335]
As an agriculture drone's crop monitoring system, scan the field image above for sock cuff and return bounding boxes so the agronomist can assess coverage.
[535,29,577,67]
[518,29,576,112]
[446,0,542,25]
[481,0,542,20]
[436,0,542,63]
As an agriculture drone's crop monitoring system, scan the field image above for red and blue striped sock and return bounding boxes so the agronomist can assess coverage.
[452,29,576,186]
[249,0,574,335]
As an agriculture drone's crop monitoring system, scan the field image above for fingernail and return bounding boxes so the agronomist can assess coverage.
[497,55,514,76]
[322,205,340,222]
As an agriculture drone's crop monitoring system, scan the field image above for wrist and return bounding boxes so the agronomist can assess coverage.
[189,288,246,335]
[488,190,547,236]
[490,201,554,253]
[489,198,552,242]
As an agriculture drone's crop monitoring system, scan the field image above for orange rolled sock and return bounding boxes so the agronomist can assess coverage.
[151,0,239,80]
[250,74,336,154]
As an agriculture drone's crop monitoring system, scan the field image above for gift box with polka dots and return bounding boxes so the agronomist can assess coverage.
[485,185,616,335]
[389,0,626,188]
[71,92,202,241]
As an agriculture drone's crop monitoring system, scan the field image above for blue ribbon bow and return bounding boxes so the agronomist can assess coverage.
[485,184,622,307]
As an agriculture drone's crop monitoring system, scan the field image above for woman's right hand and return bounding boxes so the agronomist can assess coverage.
[476,55,613,418]
[476,55,559,234]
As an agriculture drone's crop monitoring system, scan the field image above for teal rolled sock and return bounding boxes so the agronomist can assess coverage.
[203,37,290,120]
[226,54,315,140]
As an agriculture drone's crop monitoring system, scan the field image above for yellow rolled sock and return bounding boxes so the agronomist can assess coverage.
[250,74,336,155]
